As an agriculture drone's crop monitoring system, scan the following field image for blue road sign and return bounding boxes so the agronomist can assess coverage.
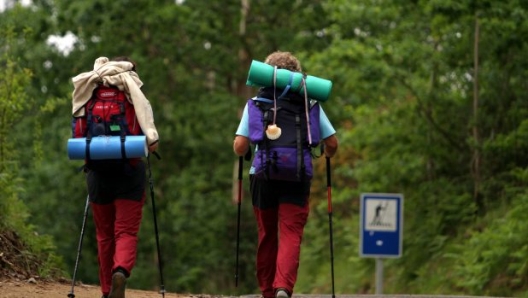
[359,193,403,258]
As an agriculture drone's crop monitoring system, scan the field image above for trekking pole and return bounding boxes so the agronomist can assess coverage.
[326,156,336,298]
[235,156,243,287]
[147,153,166,297]
[67,195,90,298]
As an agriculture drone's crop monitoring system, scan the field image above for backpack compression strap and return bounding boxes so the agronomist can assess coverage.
[85,100,97,161]
[120,120,127,160]
[270,69,294,125]
[262,109,271,180]
[295,113,306,182]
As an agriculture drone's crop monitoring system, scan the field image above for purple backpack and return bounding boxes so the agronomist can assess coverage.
[248,95,321,181]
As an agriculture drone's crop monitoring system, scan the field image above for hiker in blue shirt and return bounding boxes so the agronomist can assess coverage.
[233,51,338,298]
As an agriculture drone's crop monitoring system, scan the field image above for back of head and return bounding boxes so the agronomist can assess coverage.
[111,56,137,72]
[264,51,302,72]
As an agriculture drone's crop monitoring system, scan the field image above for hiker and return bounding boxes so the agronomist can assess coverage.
[233,51,338,298]
[71,56,159,298]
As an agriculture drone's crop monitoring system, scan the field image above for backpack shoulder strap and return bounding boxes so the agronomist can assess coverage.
[252,97,274,104]
[310,99,318,109]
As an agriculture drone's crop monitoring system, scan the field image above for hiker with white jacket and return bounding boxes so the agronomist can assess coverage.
[71,56,159,298]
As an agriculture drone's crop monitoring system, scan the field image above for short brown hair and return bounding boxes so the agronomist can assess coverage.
[264,51,302,72]
[112,56,137,71]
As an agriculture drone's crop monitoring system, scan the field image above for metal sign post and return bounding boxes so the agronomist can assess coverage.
[359,193,404,294]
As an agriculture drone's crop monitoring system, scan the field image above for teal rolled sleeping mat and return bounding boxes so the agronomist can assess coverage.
[246,60,332,102]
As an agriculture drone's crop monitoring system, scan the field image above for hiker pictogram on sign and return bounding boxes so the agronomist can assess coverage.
[365,199,397,232]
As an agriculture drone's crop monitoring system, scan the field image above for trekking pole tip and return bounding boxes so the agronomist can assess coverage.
[159,287,166,298]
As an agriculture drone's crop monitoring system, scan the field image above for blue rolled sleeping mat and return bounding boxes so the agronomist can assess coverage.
[67,135,148,160]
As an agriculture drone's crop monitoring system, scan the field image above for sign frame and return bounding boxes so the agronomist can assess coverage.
[359,193,404,258]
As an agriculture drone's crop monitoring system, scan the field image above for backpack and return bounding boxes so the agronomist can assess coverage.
[247,89,321,182]
[71,85,143,171]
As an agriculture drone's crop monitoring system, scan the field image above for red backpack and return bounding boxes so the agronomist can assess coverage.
[71,85,143,171]
[72,85,142,139]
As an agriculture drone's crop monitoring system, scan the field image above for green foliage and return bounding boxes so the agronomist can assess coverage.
[0,24,33,230]
[0,20,65,279]
[301,0,528,296]
[450,170,528,296]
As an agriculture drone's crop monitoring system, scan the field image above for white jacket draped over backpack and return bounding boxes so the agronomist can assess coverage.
[71,57,159,146]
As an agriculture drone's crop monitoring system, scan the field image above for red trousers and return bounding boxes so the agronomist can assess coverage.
[90,197,145,295]
[253,202,309,298]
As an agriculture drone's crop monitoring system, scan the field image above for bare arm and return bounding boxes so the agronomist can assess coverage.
[323,134,338,158]
[233,135,250,156]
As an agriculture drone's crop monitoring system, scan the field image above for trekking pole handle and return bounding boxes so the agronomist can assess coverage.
[237,155,243,204]
[238,156,243,183]
[235,156,243,287]
[326,156,332,212]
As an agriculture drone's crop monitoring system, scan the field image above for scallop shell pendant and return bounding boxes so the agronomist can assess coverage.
[266,124,282,140]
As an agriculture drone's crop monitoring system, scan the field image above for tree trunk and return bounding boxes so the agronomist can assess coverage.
[232,0,251,204]
[471,15,482,209]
